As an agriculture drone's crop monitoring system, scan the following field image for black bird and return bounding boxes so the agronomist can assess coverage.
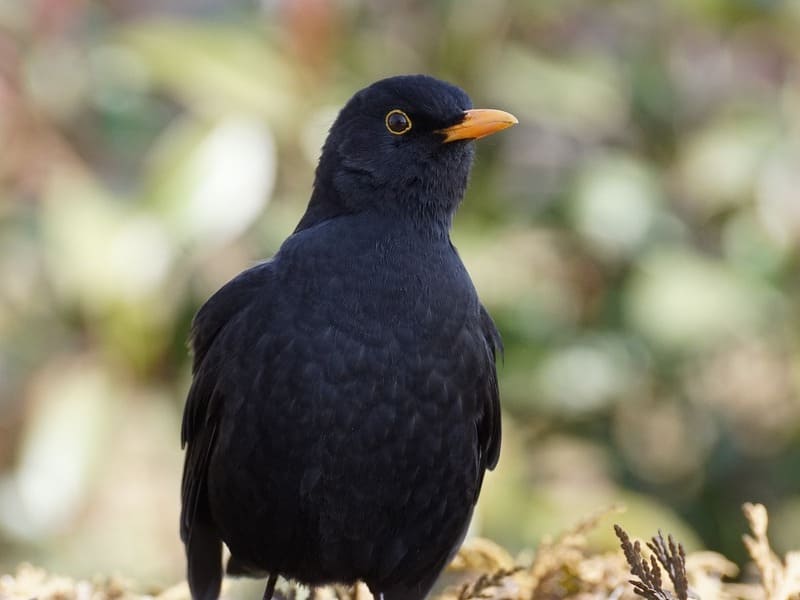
[180,74,517,600]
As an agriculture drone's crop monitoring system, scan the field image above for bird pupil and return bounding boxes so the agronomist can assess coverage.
[388,112,409,133]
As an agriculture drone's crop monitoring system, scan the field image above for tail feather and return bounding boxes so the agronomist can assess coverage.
[186,513,223,600]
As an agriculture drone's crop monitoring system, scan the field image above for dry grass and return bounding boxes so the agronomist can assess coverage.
[435,503,799,600]
[1,504,798,600]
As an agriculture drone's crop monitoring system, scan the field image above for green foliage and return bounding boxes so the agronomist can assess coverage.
[0,0,798,585]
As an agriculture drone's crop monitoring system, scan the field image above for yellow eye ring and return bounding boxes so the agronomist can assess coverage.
[385,109,412,135]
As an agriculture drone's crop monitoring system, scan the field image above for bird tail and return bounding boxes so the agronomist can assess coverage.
[185,504,223,600]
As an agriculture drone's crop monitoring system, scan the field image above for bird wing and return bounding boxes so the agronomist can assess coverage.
[180,264,270,599]
[475,304,502,494]
[181,263,271,452]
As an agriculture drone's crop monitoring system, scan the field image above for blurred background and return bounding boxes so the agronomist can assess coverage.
[1,0,799,591]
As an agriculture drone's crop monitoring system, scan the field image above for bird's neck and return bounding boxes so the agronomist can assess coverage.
[295,180,456,239]
[294,185,347,233]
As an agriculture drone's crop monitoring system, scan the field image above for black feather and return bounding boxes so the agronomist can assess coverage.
[179,75,506,600]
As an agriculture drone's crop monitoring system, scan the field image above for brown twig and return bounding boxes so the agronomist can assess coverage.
[614,525,689,600]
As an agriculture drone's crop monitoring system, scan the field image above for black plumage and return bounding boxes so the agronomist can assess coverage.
[180,75,516,600]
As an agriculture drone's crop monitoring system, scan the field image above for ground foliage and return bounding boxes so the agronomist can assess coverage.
[1,504,798,600]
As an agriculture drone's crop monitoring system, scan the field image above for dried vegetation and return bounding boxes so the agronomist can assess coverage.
[1,504,798,600]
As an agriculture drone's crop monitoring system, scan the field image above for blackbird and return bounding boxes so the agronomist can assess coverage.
[180,74,517,600]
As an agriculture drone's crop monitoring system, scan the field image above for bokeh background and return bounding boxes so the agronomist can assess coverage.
[1,0,799,591]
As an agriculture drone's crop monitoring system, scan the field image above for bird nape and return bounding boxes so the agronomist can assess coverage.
[180,74,517,600]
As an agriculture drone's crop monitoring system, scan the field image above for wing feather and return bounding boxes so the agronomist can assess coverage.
[179,264,271,599]
[474,304,502,498]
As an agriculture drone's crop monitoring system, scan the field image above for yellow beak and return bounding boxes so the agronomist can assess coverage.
[437,109,518,143]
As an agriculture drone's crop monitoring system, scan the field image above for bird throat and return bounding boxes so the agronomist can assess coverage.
[296,147,472,237]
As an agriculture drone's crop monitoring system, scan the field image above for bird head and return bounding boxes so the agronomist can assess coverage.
[297,75,517,233]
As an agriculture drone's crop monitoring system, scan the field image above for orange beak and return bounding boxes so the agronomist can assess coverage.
[437,108,518,143]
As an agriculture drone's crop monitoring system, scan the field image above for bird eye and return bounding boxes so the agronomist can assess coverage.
[385,109,412,135]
